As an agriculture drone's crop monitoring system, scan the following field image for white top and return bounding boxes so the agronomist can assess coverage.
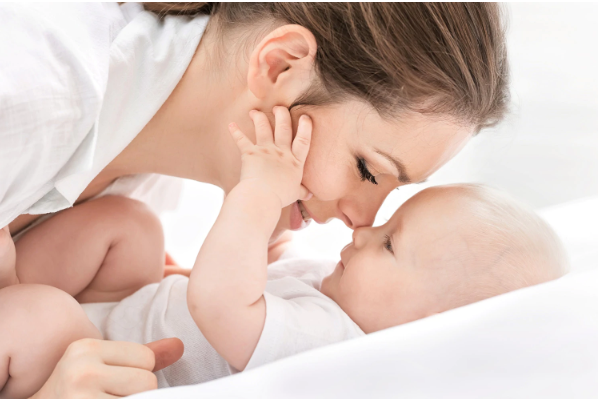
[0,3,208,228]
[82,258,364,388]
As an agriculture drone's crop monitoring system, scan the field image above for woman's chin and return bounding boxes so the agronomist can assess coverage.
[289,200,310,231]
[270,203,313,246]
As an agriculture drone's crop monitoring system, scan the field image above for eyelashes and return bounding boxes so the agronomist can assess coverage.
[383,234,394,254]
[356,157,378,185]
[356,157,401,191]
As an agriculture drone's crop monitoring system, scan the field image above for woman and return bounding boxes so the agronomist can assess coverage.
[0,3,508,397]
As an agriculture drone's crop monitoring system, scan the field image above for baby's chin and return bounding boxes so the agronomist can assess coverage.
[320,274,332,298]
[320,262,343,301]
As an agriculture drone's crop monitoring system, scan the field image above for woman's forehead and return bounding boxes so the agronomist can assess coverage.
[350,108,473,180]
[308,101,472,178]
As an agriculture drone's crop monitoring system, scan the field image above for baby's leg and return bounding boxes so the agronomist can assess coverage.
[15,196,165,303]
[0,284,101,399]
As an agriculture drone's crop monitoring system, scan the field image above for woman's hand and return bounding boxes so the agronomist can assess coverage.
[229,107,312,208]
[30,338,184,399]
[164,252,192,278]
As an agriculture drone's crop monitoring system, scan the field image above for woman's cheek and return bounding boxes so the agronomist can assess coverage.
[302,153,353,202]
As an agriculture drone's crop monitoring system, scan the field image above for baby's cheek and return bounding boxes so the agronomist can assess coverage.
[337,277,376,329]
[338,270,368,305]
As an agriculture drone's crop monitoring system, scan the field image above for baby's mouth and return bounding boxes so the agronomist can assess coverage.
[297,200,312,222]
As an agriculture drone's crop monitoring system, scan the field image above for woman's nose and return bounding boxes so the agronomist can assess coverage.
[338,192,386,229]
[338,199,376,229]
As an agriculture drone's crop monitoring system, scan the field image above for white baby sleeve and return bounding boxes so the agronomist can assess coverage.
[244,282,364,371]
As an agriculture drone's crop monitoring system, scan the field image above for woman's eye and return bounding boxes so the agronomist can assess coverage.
[384,234,394,254]
[356,157,378,185]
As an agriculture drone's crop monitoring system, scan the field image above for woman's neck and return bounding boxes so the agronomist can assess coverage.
[106,29,245,194]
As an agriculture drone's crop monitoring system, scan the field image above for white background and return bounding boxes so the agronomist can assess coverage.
[161,3,598,266]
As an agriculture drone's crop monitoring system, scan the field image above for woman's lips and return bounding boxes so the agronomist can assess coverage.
[298,200,323,224]
[290,201,311,231]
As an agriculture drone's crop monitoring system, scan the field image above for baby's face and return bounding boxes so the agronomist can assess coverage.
[321,188,475,333]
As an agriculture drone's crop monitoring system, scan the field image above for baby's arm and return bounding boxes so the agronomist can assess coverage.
[188,108,312,371]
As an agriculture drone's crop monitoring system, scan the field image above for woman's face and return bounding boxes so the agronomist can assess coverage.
[272,100,473,241]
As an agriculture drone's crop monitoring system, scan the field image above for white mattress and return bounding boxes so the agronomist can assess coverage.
[133,196,598,398]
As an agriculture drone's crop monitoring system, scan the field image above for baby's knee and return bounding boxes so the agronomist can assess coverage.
[92,196,165,288]
[96,196,164,249]
[0,285,100,398]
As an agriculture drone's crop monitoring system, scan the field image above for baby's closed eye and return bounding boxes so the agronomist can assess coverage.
[383,234,393,254]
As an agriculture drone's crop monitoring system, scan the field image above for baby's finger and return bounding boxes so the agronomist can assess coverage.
[228,123,254,153]
[273,106,292,149]
[250,110,274,146]
[292,115,312,163]
[299,185,313,201]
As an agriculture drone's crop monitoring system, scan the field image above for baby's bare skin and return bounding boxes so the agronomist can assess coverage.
[5,196,164,302]
[0,285,102,399]
[0,227,17,288]
[0,196,166,398]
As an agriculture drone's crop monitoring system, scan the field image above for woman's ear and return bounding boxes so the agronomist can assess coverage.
[247,24,317,106]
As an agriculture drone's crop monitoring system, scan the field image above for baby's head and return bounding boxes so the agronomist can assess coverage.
[321,184,568,333]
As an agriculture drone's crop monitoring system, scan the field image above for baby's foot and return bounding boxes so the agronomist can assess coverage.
[0,226,18,288]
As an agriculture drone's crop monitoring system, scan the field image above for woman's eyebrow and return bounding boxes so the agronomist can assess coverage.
[375,150,412,183]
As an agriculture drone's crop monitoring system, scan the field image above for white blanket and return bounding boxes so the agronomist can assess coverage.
[133,196,598,398]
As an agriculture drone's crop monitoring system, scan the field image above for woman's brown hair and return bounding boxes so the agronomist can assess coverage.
[143,2,509,131]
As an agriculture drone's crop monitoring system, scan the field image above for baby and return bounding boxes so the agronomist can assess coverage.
[0,111,568,397]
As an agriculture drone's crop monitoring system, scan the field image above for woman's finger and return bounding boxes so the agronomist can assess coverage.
[250,110,274,145]
[163,265,192,278]
[273,106,292,148]
[145,338,185,372]
[94,340,155,371]
[228,122,254,153]
[100,365,158,397]
[164,252,178,266]
[292,115,312,163]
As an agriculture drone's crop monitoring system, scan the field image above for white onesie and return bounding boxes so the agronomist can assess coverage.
[82,258,364,388]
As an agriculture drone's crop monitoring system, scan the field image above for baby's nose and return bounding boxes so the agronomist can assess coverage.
[352,226,372,248]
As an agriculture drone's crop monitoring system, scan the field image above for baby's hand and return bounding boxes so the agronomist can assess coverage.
[229,107,312,207]
[0,225,18,288]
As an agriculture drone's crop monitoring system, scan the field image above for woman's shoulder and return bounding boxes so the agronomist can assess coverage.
[0,3,124,98]
[0,3,136,227]
[0,3,129,133]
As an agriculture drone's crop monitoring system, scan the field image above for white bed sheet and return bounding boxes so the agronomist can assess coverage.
[135,196,598,398]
